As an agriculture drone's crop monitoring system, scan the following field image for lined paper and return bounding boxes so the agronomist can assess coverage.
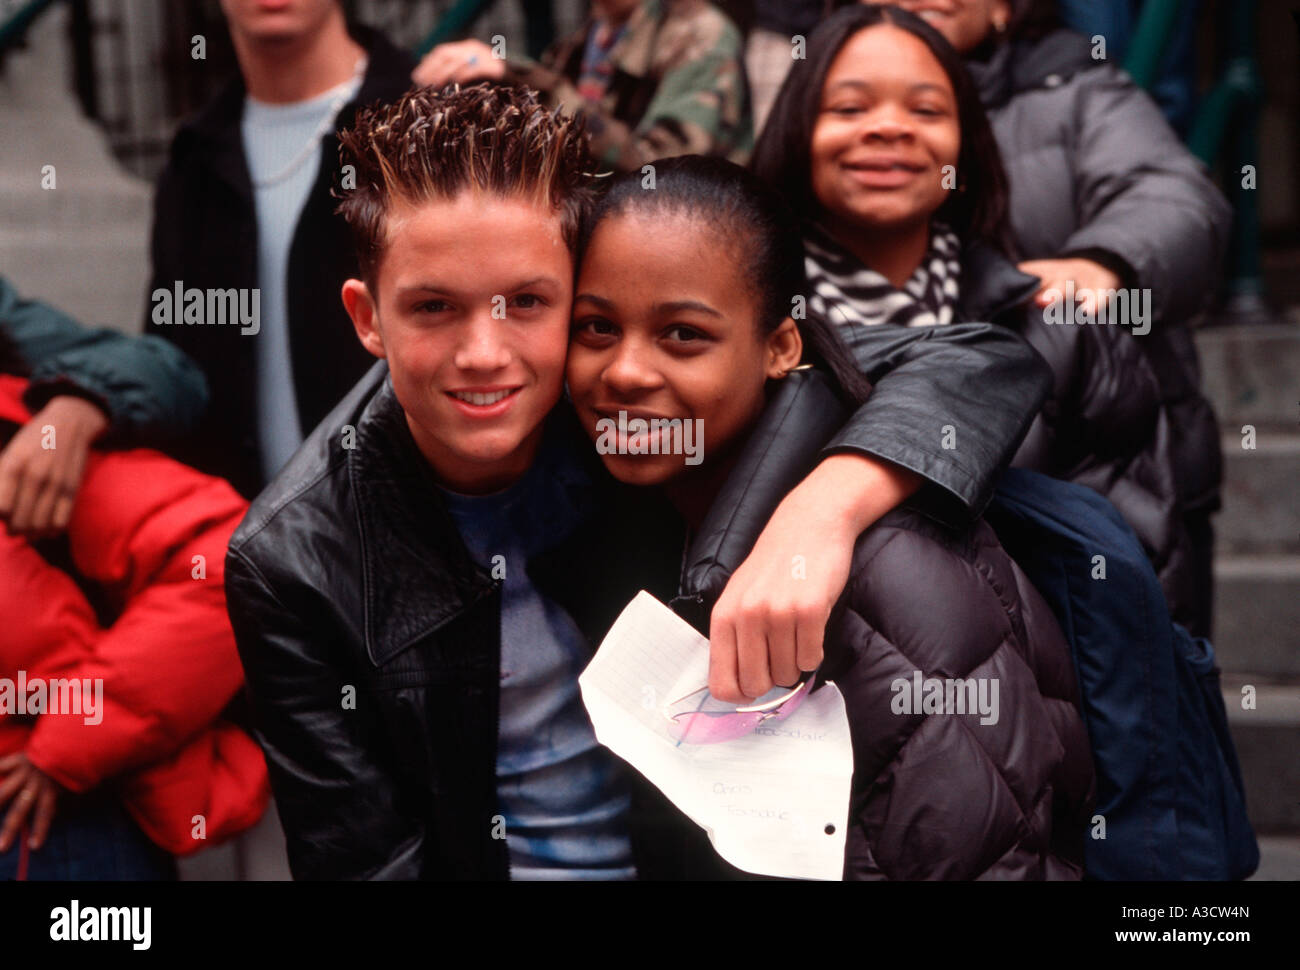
[580,591,854,880]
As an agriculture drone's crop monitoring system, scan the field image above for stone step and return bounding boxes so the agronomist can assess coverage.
[177,799,291,881]
[1217,433,1300,554]
[1195,324,1300,430]
[1250,834,1300,880]
[1212,556,1300,677]
[0,170,152,227]
[1221,679,1300,834]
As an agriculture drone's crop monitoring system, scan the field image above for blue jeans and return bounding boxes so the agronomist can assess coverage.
[0,788,176,881]
[1056,0,1202,136]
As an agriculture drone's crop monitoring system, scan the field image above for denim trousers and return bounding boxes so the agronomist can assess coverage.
[0,786,176,881]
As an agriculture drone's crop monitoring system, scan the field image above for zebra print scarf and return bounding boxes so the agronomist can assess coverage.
[805,223,962,329]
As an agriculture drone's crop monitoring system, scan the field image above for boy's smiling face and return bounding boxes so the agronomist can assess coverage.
[342,191,572,494]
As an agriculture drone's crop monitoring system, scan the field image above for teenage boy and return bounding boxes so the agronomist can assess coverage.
[146,0,414,498]
[226,81,1054,879]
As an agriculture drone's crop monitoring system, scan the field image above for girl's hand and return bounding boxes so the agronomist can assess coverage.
[0,751,61,853]
[708,453,922,703]
[1018,258,1123,317]
[0,395,107,538]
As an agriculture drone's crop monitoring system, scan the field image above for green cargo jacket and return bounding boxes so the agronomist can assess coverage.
[0,276,208,445]
[504,0,753,171]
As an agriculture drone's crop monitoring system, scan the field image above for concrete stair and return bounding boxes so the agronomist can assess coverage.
[0,4,150,334]
[1195,323,1300,845]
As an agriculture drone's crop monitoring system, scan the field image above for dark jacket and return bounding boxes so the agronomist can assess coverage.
[226,363,736,879]
[671,369,1095,879]
[1,276,207,446]
[821,319,1050,525]
[967,28,1227,516]
[225,308,1050,880]
[145,25,414,498]
[957,242,1198,629]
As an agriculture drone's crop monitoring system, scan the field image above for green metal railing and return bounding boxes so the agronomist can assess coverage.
[1187,2,1266,308]
[1123,0,1267,315]
[413,0,556,58]
[415,0,496,55]
[414,0,555,59]
[1122,0,1185,89]
[0,0,58,53]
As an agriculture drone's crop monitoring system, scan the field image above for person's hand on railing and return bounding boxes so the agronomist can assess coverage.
[0,395,107,538]
[412,38,505,89]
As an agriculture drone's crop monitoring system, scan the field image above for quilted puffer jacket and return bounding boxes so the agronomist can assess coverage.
[671,368,1096,879]
[967,27,1227,522]
[0,375,269,855]
[955,242,1197,631]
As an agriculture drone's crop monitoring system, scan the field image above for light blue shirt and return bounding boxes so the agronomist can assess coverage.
[241,75,359,478]
[440,431,638,880]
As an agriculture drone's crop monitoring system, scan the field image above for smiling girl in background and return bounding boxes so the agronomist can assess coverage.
[752,4,1195,625]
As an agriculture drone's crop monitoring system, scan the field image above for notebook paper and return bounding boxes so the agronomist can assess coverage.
[579,590,854,880]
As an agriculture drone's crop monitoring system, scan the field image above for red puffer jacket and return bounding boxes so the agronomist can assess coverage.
[0,375,268,855]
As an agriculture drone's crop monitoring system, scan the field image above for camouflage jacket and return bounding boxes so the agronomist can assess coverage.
[504,0,753,171]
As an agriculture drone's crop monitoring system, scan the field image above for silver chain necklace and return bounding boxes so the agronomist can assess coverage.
[249,55,368,189]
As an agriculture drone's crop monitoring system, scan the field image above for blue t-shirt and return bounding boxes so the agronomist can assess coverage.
[440,431,637,880]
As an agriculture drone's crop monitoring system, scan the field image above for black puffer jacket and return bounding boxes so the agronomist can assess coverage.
[957,242,1197,629]
[967,28,1228,520]
[672,369,1095,879]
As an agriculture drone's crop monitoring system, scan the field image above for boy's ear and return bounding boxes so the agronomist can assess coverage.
[342,278,386,359]
[765,317,803,378]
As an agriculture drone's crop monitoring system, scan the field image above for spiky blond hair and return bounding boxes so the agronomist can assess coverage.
[335,83,600,286]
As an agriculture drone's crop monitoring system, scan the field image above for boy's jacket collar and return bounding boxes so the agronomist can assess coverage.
[348,375,498,667]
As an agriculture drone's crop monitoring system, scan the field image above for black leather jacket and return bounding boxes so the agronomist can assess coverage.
[227,365,710,878]
[227,313,1050,879]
